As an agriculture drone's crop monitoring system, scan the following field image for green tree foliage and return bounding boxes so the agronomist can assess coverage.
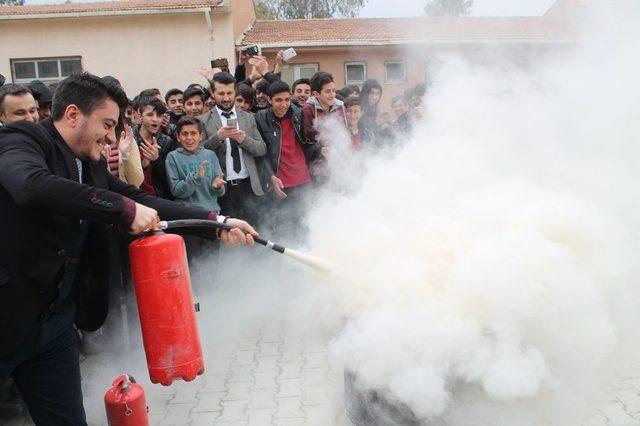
[424,0,473,16]
[0,0,26,5]
[255,0,366,20]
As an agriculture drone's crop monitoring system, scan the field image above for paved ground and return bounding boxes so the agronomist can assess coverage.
[3,249,640,425]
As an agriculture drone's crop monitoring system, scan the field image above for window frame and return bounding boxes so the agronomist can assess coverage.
[344,61,367,85]
[280,62,319,86]
[10,56,83,85]
[384,60,407,84]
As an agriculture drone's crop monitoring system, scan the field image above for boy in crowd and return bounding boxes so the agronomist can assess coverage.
[166,116,226,212]
[302,71,346,145]
[291,78,311,108]
[344,97,367,151]
[391,94,413,134]
[28,80,53,121]
[182,87,206,117]
[235,84,255,113]
[134,97,178,198]
[256,81,320,236]
[254,79,271,111]
[165,88,184,125]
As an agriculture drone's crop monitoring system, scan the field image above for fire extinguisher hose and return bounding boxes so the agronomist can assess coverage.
[156,219,334,273]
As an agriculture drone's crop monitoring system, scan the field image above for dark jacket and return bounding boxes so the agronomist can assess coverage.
[0,119,213,356]
[255,105,320,190]
[134,128,178,199]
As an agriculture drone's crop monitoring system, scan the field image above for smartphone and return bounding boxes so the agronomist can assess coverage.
[210,58,228,69]
[282,48,297,62]
[242,45,261,57]
[226,118,238,128]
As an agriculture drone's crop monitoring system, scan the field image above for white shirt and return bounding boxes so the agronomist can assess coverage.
[215,106,249,180]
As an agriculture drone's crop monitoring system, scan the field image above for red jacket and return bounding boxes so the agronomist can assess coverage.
[301,96,347,145]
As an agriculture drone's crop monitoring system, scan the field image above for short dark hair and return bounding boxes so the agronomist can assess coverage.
[292,78,311,93]
[183,87,205,103]
[211,72,236,89]
[391,95,406,106]
[176,115,201,135]
[164,88,183,103]
[414,82,427,96]
[255,79,270,95]
[403,87,415,101]
[51,72,128,121]
[310,72,334,93]
[0,84,32,113]
[137,96,167,115]
[267,81,290,98]
[236,83,255,103]
[344,97,361,110]
[139,88,161,98]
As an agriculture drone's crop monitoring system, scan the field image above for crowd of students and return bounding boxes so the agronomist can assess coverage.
[0,56,426,243]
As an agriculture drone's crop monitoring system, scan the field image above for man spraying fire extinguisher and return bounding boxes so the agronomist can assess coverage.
[0,73,257,425]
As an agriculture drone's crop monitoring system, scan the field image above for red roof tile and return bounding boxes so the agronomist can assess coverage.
[0,0,223,16]
[241,16,579,47]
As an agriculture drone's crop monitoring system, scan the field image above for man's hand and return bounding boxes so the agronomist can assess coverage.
[248,56,269,75]
[101,143,111,163]
[213,173,226,190]
[161,113,170,133]
[229,129,246,144]
[140,137,160,162]
[216,126,238,140]
[197,160,208,179]
[220,218,257,247]
[271,175,287,199]
[118,125,134,160]
[130,203,159,234]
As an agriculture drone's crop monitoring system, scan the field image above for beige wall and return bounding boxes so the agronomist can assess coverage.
[262,42,559,113]
[0,11,237,98]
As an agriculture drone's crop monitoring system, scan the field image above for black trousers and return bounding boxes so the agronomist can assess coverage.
[0,301,86,425]
[219,178,264,227]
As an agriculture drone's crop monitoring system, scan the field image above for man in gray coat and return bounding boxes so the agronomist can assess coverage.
[199,72,266,225]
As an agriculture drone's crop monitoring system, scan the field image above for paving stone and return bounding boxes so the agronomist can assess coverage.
[277,378,303,398]
[162,403,196,424]
[304,404,337,425]
[280,362,302,379]
[192,391,225,413]
[304,340,327,353]
[593,401,636,425]
[233,350,257,366]
[303,385,332,406]
[190,411,219,425]
[236,338,259,351]
[259,342,281,356]
[254,371,279,390]
[201,374,231,393]
[274,396,305,419]
[273,418,306,426]
[216,400,249,422]
[255,355,280,373]
[301,368,330,386]
[249,388,278,409]
[205,357,233,375]
[247,408,276,425]
[303,352,327,369]
[261,328,282,343]
[228,365,254,383]
[281,348,304,363]
[171,387,200,404]
[223,382,252,401]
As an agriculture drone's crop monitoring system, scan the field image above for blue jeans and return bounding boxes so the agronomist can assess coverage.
[0,301,86,425]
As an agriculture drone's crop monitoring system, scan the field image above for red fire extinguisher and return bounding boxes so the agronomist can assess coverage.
[104,374,149,425]
[129,232,205,386]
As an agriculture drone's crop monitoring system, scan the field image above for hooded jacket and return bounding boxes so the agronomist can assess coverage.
[301,96,347,145]
[0,119,214,356]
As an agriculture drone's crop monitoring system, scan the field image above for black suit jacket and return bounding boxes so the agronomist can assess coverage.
[0,119,213,356]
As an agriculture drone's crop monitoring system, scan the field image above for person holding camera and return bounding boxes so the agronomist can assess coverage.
[198,72,267,226]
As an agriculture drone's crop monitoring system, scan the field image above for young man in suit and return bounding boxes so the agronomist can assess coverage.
[0,72,256,425]
[198,72,267,226]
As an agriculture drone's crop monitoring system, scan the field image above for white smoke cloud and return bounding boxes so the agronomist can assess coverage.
[304,2,640,424]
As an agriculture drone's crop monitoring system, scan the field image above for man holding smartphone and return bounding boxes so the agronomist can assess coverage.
[198,72,267,225]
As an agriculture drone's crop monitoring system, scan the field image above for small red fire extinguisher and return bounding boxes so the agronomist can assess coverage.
[104,374,149,425]
[129,232,205,385]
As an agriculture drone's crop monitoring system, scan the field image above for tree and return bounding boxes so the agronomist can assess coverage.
[255,0,366,20]
[0,0,25,5]
[424,0,473,16]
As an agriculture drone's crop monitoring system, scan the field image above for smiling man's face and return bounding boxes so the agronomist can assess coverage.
[75,99,119,162]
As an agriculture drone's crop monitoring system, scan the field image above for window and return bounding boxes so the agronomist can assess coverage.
[385,61,406,84]
[11,57,82,84]
[280,63,319,86]
[345,62,366,85]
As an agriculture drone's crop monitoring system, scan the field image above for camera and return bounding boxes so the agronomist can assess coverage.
[242,45,261,57]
